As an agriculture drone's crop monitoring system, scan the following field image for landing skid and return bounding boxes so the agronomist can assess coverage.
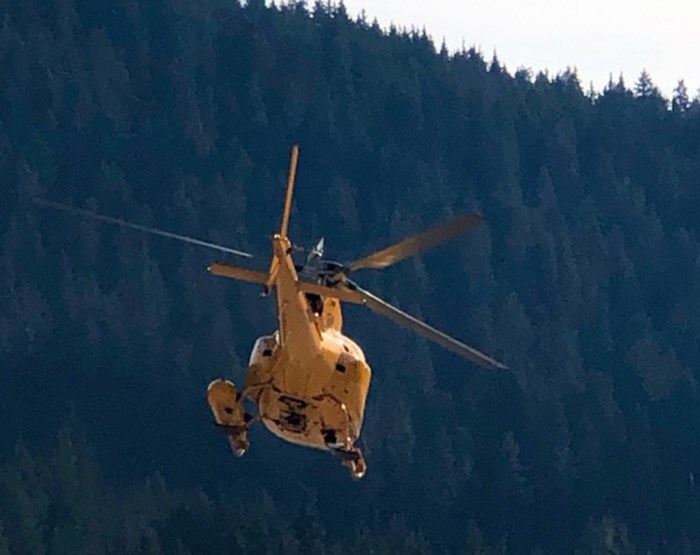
[330,446,367,480]
[215,422,248,434]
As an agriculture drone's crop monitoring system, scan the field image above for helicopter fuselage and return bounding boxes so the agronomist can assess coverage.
[243,234,371,451]
[245,327,370,450]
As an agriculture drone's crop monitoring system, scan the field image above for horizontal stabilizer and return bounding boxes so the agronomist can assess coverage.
[208,263,270,285]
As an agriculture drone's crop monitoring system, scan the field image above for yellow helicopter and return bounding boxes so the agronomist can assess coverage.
[35,145,506,480]
[205,146,506,479]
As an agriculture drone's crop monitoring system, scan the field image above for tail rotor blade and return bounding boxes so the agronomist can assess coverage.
[34,198,252,258]
[346,213,483,272]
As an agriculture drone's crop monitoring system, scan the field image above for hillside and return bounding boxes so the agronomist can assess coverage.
[1,1,700,553]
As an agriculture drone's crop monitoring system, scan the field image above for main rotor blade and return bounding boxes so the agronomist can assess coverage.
[279,145,299,239]
[34,198,252,258]
[297,281,365,305]
[265,145,299,291]
[353,284,507,370]
[347,213,483,272]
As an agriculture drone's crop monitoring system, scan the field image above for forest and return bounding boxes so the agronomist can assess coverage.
[1,0,700,553]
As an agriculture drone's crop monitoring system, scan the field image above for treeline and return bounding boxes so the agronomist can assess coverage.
[1,0,699,553]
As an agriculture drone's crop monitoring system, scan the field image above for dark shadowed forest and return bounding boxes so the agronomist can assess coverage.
[1,0,700,553]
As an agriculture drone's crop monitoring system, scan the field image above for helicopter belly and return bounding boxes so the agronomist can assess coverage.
[257,375,370,450]
[257,390,328,450]
[245,329,372,450]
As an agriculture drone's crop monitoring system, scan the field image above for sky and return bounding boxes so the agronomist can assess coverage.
[340,0,700,99]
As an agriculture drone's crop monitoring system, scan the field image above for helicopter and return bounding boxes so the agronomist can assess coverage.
[35,145,507,480]
[205,146,506,479]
